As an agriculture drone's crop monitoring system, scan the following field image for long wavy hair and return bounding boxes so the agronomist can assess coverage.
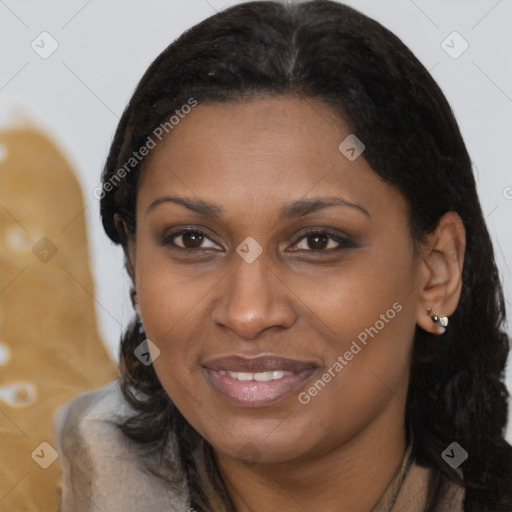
[99,1,512,510]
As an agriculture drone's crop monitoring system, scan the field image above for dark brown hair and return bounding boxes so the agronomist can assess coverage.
[99,1,512,510]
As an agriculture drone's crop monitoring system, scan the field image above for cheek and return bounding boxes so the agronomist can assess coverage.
[134,224,216,335]
[296,238,415,349]
[293,297,415,452]
[292,240,417,407]
[309,256,416,432]
[138,267,212,416]
[136,271,215,362]
[134,244,201,372]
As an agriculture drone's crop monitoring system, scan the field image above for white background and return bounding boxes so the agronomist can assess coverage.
[1,0,511,441]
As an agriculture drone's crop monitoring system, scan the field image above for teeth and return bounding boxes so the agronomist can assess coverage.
[232,372,253,381]
[254,371,275,381]
[218,370,294,381]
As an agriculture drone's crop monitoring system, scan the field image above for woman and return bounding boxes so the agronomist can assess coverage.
[55,1,512,510]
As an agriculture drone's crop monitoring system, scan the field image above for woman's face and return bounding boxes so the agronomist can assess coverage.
[133,96,423,465]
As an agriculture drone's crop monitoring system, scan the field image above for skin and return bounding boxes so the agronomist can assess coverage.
[116,96,465,511]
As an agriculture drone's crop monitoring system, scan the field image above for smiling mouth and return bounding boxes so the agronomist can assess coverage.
[203,355,318,407]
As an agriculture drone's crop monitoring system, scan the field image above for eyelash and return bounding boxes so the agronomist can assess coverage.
[161,228,355,254]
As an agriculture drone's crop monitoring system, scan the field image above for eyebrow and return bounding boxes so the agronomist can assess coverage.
[147,195,370,219]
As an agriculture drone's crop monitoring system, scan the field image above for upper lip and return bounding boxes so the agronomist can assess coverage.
[203,355,317,373]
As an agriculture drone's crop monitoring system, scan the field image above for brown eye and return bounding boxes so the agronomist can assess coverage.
[181,231,204,248]
[162,229,221,251]
[291,231,347,252]
[306,233,329,250]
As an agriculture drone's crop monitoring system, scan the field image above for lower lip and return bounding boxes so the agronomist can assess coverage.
[204,367,317,407]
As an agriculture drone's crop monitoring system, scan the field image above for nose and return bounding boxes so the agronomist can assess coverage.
[211,255,296,340]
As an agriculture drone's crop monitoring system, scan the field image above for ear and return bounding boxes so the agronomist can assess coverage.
[129,287,141,317]
[114,213,136,284]
[415,211,466,335]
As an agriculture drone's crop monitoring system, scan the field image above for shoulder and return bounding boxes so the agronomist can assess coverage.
[53,381,189,512]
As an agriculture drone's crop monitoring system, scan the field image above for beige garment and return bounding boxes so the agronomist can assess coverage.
[54,381,465,512]
[371,442,465,512]
[54,381,189,512]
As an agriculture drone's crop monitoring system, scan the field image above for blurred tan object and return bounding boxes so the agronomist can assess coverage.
[0,127,117,511]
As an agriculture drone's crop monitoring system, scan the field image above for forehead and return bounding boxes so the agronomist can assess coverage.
[137,96,404,222]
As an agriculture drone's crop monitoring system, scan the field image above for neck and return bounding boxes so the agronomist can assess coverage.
[215,400,408,512]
